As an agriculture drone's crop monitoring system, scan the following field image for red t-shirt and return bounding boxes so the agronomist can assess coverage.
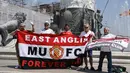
[60,31,73,35]
[13,30,28,38]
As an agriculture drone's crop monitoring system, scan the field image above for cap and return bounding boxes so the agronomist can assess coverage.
[44,21,50,26]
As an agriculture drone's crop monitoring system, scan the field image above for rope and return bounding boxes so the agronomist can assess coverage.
[101,0,110,16]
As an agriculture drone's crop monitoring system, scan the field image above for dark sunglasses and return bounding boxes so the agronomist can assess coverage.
[84,27,89,29]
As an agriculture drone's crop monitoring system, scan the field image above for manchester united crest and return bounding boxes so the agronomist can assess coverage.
[49,46,64,60]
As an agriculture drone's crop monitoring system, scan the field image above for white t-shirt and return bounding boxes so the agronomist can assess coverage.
[80,30,95,42]
[101,33,116,52]
[40,28,55,34]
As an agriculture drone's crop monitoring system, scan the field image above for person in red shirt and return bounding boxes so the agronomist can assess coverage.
[60,24,72,35]
[14,22,34,69]
[12,22,34,35]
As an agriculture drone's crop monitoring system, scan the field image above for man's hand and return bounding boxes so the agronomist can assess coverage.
[30,21,35,32]
[30,21,34,26]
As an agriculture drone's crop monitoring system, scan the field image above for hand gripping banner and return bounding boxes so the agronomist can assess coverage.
[17,31,91,69]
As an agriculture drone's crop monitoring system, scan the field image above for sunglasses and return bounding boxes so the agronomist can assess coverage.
[44,24,49,26]
[84,27,89,29]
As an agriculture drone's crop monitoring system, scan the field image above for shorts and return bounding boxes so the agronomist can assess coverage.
[84,49,92,57]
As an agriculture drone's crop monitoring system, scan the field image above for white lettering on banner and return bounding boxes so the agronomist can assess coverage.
[53,37,59,43]
[68,37,73,43]
[32,36,37,42]
[83,38,88,42]
[39,36,44,42]
[19,43,85,59]
[53,37,88,43]
[25,35,51,43]
[45,37,51,42]
[61,37,66,43]
[25,35,89,44]
[74,38,79,43]
[25,35,30,41]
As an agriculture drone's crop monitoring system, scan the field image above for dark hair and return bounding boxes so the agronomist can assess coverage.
[44,22,49,26]
[65,24,69,27]
[64,24,70,30]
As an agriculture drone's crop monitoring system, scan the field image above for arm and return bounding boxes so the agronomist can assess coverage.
[27,21,35,32]
[79,32,83,37]
[10,30,17,36]
[92,35,97,40]
[10,30,18,39]
[27,24,34,32]
[31,24,35,32]
[91,32,97,41]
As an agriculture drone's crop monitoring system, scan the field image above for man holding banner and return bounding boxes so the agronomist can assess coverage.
[40,21,55,34]
[80,24,95,70]
[14,22,35,69]
[60,24,72,35]
[96,27,116,73]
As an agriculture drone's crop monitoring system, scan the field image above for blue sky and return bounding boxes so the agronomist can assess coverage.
[96,0,130,36]
[96,0,130,25]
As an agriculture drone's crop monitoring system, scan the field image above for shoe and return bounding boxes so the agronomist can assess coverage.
[76,67,81,71]
[83,66,89,70]
[96,69,102,72]
[90,67,95,71]
[67,66,72,69]
[15,65,21,69]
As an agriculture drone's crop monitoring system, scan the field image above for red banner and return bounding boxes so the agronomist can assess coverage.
[17,31,91,69]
